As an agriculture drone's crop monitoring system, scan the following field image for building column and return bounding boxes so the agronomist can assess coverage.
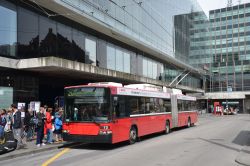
[243,99,245,113]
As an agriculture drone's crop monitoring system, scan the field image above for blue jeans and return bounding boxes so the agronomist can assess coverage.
[46,129,53,143]
[0,126,4,138]
[13,128,23,147]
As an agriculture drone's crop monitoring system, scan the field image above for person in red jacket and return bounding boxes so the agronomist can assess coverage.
[44,108,53,144]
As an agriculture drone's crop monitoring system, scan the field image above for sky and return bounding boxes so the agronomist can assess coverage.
[198,0,250,17]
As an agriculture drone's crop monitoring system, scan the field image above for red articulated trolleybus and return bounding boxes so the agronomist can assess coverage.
[62,82,198,144]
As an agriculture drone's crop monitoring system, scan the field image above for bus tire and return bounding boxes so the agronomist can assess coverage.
[165,120,170,134]
[187,117,191,128]
[129,127,137,144]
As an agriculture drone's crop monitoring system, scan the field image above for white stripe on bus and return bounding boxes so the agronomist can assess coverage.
[178,110,198,113]
[130,112,172,117]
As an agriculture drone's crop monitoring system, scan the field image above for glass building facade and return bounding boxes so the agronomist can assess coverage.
[189,13,211,69]
[0,0,206,107]
[173,11,209,89]
[209,3,250,92]
[60,0,204,58]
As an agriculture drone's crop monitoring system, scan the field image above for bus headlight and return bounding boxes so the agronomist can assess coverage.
[62,130,69,133]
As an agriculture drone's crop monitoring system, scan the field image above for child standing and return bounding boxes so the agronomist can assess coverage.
[54,108,63,142]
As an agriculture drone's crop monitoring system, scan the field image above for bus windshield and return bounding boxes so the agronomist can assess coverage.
[64,87,111,122]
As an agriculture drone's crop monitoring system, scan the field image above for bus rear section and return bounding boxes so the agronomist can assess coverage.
[176,94,198,127]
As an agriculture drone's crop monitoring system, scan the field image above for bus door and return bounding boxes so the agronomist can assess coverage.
[111,96,131,143]
[171,95,178,128]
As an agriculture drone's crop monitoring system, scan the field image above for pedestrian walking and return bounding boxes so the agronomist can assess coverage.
[11,104,25,149]
[44,108,53,144]
[36,107,46,147]
[26,109,35,141]
[23,109,32,141]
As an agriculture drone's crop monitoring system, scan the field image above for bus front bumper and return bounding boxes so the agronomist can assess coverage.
[62,133,112,144]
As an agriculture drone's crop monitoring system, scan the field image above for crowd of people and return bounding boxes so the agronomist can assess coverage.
[0,104,63,150]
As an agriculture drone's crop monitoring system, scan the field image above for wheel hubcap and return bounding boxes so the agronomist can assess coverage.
[166,124,169,133]
[130,130,136,140]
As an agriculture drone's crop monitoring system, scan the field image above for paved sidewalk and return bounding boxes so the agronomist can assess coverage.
[0,139,65,161]
[235,146,250,166]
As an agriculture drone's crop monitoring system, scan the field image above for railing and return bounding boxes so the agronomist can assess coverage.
[206,85,250,92]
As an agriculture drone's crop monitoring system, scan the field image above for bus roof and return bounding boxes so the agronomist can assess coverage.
[64,82,171,98]
[124,84,162,92]
[64,82,195,100]
[64,82,122,89]
[177,94,196,101]
[115,87,171,98]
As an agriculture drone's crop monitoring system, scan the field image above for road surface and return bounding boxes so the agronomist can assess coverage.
[1,114,250,166]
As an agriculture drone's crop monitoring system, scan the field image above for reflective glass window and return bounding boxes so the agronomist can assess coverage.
[72,29,85,62]
[115,49,123,72]
[39,16,57,57]
[0,1,16,57]
[17,7,38,58]
[123,52,130,73]
[148,60,153,78]
[152,62,157,79]
[143,58,148,77]
[57,23,72,58]
[85,37,96,65]
[107,45,116,70]
[0,86,13,109]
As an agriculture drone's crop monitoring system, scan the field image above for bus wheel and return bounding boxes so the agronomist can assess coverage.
[187,118,191,128]
[129,127,137,144]
[165,121,170,134]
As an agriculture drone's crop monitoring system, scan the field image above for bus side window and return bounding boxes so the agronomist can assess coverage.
[191,101,196,110]
[163,99,171,112]
[119,100,126,117]
[144,98,150,113]
[139,98,145,114]
[127,97,139,115]
[177,100,183,112]
[184,101,189,111]
[154,98,161,112]
[149,98,155,113]
[115,96,126,118]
